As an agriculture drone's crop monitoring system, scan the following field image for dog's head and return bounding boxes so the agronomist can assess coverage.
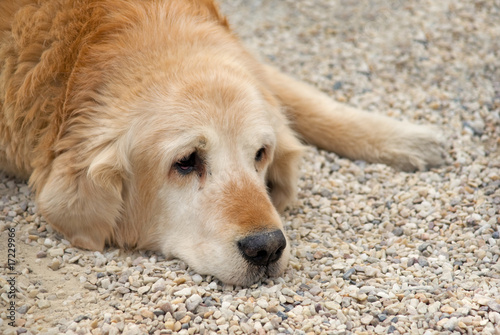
[34,17,303,285]
[127,71,304,285]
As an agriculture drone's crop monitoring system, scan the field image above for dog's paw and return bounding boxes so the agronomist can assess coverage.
[381,123,446,172]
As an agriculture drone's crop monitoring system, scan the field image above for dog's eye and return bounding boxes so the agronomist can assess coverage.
[175,152,197,175]
[255,147,266,162]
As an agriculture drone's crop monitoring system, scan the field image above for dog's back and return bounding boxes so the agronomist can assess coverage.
[0,0,79,179]
[0,0,231,181]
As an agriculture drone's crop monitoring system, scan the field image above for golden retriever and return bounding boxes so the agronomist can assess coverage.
[0,0,444,285]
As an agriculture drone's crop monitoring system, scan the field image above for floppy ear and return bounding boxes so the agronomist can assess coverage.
[267,125,304,212]
[36,144,126,251]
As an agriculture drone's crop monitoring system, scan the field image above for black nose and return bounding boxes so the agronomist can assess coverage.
[237,229,287,266]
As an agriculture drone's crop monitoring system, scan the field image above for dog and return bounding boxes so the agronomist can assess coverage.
[0,0,444,285]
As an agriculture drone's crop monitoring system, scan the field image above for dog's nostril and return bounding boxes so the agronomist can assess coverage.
[237,229,286,266]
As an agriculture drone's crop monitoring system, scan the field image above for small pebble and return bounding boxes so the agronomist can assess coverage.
[361,315,373,325]
[151,278,166,293]
[37,300,50,309]
[342,268,356,280]
[48,259,61,271]
[186,294,203,311]
[392,227,404,236]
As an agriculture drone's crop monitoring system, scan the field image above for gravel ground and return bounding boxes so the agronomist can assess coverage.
[1,0,500,334]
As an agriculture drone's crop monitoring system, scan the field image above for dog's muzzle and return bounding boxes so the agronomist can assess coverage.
[237,229,286,266]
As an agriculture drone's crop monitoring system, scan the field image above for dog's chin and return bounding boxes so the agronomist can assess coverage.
[208,250,290,286]
[212,261,287,287]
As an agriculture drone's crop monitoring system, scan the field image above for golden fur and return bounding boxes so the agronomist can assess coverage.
[0,0,444,285]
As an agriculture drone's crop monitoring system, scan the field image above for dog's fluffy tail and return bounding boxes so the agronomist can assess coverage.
[263,65,445,172]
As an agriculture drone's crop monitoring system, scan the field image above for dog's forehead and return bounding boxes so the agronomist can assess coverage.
[166,76,277,141]
[130,97,276,170]
[163,122,275,158]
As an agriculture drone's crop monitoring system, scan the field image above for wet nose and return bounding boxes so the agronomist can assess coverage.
[237,229,287,266]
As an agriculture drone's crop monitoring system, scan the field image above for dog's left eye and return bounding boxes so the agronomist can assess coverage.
[175,152,197,175]
[255,147,266,162]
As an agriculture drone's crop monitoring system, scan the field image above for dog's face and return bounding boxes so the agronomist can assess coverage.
[137,74,291,285]
[37,54,303,285]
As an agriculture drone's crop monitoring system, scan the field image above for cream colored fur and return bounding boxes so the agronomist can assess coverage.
[0,0,444,285]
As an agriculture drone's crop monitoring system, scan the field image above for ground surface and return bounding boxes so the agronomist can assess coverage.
[1,0,499,334]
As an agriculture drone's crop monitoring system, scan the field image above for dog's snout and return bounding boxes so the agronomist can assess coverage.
[237,229,286,266]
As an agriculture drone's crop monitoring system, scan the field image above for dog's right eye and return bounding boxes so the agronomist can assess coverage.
[175,152,197,175]
[255,147,266,162]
